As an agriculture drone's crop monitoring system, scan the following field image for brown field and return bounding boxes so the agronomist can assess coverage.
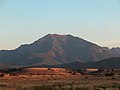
[0,68,120,90]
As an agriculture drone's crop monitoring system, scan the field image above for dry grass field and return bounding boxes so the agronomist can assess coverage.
[0,68,120,90]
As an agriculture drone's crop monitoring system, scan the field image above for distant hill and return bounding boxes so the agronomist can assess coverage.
[54,57,120,69]
[0,63,8,69]
[89,57,120,68]
[0,34,120,66]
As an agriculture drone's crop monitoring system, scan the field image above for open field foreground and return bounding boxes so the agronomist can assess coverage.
[0,68,120,90]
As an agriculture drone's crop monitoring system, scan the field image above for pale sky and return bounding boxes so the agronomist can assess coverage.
[0,0,120,50]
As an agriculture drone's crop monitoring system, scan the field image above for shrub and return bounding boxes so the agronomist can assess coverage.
[47,68,52,70]
[105,72,114,76]
[111,77,115,80]
[0,73,5,77]
[71,72,77,75]
[36,73,40,75]
[85,77,88,79]
[9,72,17,76]
[47,68,54,71]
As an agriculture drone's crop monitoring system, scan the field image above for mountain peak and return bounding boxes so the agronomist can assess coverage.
[45,34,68,39]
[47,34,66,36]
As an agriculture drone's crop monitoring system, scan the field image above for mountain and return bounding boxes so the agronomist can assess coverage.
[54,61,85,68]
[0,34,119,66]
[111,47,120,56]
[0,63,8,69]
[90,57,120,68]
[56,57,120,69]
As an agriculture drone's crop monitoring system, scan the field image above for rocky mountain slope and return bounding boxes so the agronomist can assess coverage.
[0,34,119,66]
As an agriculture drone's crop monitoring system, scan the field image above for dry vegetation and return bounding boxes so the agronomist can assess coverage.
[0,68,120,90]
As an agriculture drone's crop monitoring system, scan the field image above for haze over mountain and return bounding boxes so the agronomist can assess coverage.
[0,34,120,66]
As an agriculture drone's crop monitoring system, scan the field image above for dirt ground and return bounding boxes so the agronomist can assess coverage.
[0,68,120,90]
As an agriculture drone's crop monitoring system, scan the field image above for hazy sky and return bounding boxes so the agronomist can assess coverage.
[0,0,120,50]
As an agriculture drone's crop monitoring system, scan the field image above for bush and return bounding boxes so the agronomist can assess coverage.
[111,77,115,80]
[47,68,52,70]
[9,72,17,76]
[71,72,77,75]
[0,73,5,77]
[47,68,53,71]
[105,72,115,76]
[85,77,88,79]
